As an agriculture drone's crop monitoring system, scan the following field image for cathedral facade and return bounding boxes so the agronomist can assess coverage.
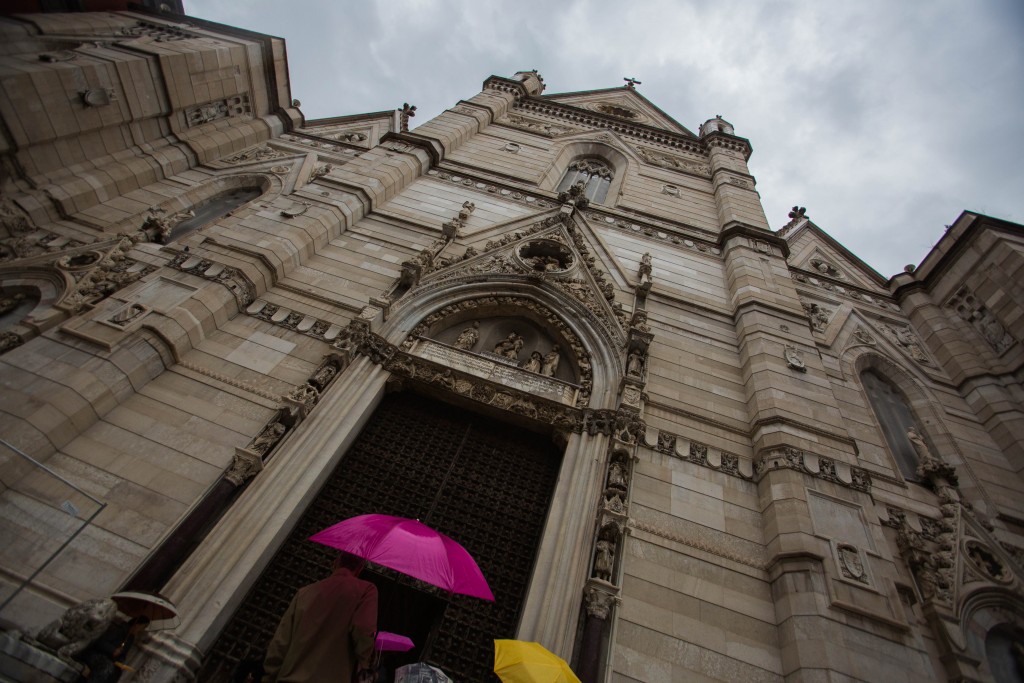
[1,9,1023,683]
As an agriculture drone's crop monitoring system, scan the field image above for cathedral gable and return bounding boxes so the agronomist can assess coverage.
[545,87,696,137]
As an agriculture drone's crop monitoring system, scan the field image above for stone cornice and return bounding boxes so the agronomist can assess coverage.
[719,221,791,258]
[483,76,532,100]
[515,98,708,155]
[509,98,755,161]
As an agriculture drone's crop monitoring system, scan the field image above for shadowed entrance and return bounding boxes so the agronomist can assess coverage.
[200,391,563,682]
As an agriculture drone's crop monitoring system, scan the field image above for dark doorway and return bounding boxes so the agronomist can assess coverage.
[199,391,563,682]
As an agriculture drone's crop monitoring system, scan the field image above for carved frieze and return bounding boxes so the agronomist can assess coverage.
[169,252,256,310]
[186,95,251,127]
[792,271,900,312]
[876,321,932,365]
[947,285,1016,354]
[753,446,872,492]
[426,169,554,208]
[633,146,711,178]
[500,113,578,137]
[381,346,585,432]
[223,145,287,164]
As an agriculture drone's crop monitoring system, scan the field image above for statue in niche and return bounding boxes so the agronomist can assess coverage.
[494,332,523,360]
[250,421,286,456]
[594,538,614,581]
[607,460,627,489]
[453,321,480,351]
[541,345,561,376]
[310,363,338,390]
[521,351,542,373]
[627,350,644,377]
[0,292,26,315]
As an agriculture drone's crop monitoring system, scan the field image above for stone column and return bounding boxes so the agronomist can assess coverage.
[132,356,389,682]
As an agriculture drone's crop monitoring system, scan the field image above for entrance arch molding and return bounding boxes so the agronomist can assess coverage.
[145,281,622,677]
[382,274,626,409]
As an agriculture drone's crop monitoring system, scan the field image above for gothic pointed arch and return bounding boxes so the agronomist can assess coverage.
[845,347,959,482]
[151,173,274,244]
[539,139,630,208]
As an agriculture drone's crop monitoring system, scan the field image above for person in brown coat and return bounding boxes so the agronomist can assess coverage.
[263,552,378,683]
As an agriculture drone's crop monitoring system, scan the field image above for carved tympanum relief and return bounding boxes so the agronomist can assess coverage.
[431,316,575,385]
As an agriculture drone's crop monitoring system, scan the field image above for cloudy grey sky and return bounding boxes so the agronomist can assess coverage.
[189,0,1024,279]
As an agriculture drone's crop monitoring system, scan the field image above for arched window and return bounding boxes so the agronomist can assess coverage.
[556,158,613,204]
[167,186,263,242]
[861,369,919,479]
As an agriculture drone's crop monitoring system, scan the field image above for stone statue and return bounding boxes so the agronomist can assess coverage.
[310,363,338,389]
[34,597,118,661]
[594,539,614,581]
[494,332,522,360]
[541,345,560,376]
[626,350,644,377]
[0,292,25,315]
[453,321,480,351]
[607,461,627,489]
[250,421,286,455]
[521,351,542,373]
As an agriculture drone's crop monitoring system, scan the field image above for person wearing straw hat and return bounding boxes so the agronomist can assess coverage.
[263,552,378,683]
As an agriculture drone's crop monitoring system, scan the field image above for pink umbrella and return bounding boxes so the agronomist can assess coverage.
[309,514,494,601]
[375,631,415,652]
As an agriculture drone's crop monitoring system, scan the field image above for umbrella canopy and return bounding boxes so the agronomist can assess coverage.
[494,640,580,683]
[110,591,179,630]
[375,631,415,652]
[309,514,494,601]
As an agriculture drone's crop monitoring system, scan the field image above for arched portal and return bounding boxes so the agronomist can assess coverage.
[200,390,563,682]
[188,283,624,681]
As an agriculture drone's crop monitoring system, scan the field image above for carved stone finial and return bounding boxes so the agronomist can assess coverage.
[400,103,417,132]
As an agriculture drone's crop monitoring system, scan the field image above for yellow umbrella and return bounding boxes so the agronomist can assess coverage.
[494,640,581,683]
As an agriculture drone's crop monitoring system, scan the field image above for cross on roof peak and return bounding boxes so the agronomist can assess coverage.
[623,77,641,89]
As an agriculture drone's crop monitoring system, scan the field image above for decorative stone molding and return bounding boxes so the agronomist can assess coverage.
[117,20,199,41]
[403,295,595,406]
[785,344,807,372]
[169,252,256,310]
[426,169,554,208]
[629,518,768,570]
[633,146,711,178]
[186,95,251,127]
[947,285,1016,354]
[224,449,263,487]
[753,446,872,492]
[792,270,900,312]
[223,145,287,164]
[177,359,283,401]
[53,236,156,314]
[380,344,586,432]
[584,585,619,620]
[585,210,720,257]
[515,100,716,158]
[500,113,578,138]
[800,300,833,333]
[875,321,932,366]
